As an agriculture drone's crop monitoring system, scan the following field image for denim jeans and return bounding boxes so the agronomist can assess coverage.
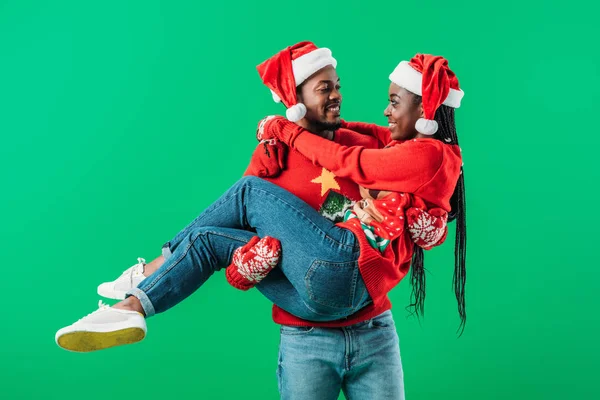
[127,176,371,321]
[277,310,405,400]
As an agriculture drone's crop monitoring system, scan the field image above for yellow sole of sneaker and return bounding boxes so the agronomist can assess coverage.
[57,328,146,352]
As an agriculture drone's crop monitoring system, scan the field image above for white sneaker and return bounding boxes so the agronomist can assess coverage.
[55,301,147,352]
[97,258,146,300]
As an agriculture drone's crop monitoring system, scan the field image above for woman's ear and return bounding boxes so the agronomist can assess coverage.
[418,102,424,118]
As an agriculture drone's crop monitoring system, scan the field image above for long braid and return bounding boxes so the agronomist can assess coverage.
[407,95,468,334]
[407,246,426,320]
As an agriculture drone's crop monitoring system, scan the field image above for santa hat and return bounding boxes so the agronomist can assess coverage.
[256,41,337,122]
[389,54,464,135]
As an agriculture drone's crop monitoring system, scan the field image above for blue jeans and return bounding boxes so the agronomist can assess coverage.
[127,176,371,321]
[278,310,405,400]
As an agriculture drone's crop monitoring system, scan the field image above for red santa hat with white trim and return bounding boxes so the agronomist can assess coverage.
[389,54,464,135]
[256,41,337,122]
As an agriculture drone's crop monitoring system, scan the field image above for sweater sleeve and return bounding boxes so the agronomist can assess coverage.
[342,121,392,147]
[289,130,443,192]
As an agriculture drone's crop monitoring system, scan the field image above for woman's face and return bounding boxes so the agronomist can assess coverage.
[384,83,423,141]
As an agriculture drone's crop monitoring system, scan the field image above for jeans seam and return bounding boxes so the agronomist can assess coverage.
[277,337,283,395]
[350,266,359,308]
[203,229,253,243]
[279,326,316,336]
[350,329,359,369]
[142,229,247,293]
[170,189,248,244]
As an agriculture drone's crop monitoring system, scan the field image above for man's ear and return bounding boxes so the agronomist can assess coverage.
[418,102,425,118]
[296,84,305,104]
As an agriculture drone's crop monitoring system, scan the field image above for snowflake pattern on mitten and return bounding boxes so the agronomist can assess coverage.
[256,115,277,142]
[226,236,281,291]
[234,237,281,282]
[406,207,448,250]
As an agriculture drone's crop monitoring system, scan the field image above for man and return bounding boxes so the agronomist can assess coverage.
[229,42,405,400]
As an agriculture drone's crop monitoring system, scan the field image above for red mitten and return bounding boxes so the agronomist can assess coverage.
[225,236,282,291]
[257,116,304,147]
[406,207,448,250]
[256,115,280,141]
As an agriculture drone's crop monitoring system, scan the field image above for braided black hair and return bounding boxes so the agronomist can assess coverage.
[407,94,467,335]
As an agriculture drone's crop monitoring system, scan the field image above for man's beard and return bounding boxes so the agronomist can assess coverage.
[313,119,342,132]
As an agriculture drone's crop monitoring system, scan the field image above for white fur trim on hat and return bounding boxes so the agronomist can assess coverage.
[415,118,438,135]
[286,103,307,122]
[292,48,337,87]
[389,61,464,108]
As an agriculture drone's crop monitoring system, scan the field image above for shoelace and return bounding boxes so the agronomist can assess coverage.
[120,258,146,275]
[75,300,110,323]
[131,258,145,284]
[118,257,146,286]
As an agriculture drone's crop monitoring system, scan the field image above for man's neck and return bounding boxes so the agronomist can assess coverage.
[297,120,335,140]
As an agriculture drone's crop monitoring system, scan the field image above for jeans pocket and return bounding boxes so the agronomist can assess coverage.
[280,325,315,336]
[370,311,396,330]
[354,311,396,332]
[305,259,360,309]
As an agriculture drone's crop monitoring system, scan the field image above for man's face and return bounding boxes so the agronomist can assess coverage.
[297,65,342,132]
[384,83,423,141]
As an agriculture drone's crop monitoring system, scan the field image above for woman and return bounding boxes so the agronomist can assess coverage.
[55,54,466,352]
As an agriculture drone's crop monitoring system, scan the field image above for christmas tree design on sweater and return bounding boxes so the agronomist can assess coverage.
[311,167,354,223]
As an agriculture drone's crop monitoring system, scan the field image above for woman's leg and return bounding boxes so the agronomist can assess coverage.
[55,177,371,352]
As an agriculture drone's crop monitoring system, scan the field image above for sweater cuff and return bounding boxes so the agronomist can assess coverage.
[225,265,253,291]
[278,120,305,147]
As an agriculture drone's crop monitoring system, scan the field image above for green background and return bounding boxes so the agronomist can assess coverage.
[1,0,598,399]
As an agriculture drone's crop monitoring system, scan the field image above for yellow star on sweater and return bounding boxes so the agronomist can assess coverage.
[311,168,340,196]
